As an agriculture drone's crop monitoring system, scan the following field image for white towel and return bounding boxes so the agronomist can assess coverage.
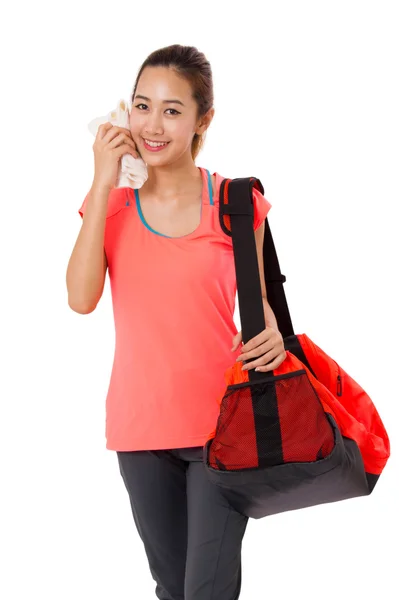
[88,99,148,190]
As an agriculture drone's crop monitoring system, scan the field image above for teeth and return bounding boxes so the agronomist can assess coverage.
[144,139,168,147]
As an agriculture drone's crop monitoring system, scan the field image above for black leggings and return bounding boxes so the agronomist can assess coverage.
[117,445,249,600]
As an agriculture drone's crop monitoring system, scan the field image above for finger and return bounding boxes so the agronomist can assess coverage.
[123,136,137,150]
[110,126,133,138]
[121,145,139,158]
[102,125,135,146]
[122,129,138,151]
[241,349,277,370]
[254,356,282,372]
[237,340,273,362]
[108,132,137,152]
[241,329,272,353]
[96,122,113,140]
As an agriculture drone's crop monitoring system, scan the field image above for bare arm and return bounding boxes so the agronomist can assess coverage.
[66,183,111,314]
[255,220,279,331]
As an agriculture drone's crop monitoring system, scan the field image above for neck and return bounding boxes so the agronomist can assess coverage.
[143,160,201,200]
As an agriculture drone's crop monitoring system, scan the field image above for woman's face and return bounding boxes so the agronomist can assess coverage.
[129,66,210,165]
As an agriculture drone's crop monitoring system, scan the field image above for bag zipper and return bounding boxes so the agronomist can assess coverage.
[336,370,342,396]
[329,355,343,397]
[333,360,343,397]
[299,334,343,397]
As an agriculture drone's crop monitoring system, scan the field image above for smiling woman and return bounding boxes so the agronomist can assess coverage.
[128,46,213,166]
[69,43,272,600]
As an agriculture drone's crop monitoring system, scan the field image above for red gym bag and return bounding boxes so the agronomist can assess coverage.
[203,176,390,519]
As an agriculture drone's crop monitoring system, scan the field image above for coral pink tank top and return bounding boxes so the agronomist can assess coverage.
[78,166,272,450]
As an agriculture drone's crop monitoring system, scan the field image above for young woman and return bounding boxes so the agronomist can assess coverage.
[67,44,286,600]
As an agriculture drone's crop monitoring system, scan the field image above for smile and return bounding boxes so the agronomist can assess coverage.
[142,139,171,152]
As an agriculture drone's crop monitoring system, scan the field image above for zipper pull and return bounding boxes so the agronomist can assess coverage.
[336,374,342,397]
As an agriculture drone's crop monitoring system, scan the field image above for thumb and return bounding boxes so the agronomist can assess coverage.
[231,330,243,351]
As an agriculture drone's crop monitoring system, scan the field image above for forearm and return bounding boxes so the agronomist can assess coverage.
[262,297,279,332]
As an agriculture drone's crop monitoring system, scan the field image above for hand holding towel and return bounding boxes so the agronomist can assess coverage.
[88,99,148,190]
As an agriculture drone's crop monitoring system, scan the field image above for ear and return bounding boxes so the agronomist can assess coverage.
[196,107,215,135]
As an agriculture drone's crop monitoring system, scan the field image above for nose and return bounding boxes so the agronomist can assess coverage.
[143,110,165,137]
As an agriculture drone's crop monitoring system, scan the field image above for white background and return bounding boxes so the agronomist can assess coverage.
[1,1,398,598]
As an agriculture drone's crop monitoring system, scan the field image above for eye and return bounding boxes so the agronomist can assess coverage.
[135,104,180,115]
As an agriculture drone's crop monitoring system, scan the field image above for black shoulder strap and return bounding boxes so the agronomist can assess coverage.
[219,176,295,381]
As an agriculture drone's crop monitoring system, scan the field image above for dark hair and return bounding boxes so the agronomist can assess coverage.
[130,44,214,161]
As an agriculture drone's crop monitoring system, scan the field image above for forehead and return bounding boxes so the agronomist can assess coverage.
[135,66,194,104]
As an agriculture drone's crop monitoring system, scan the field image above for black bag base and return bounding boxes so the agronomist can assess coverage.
[203,413,372,519]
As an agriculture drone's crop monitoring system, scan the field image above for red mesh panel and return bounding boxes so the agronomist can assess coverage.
[208,371,335,471]
[276,372,334,462]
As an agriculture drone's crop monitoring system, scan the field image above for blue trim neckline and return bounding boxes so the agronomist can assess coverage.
[132,168,213,238]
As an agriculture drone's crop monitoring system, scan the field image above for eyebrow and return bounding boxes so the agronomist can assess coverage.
[134,94,185,107]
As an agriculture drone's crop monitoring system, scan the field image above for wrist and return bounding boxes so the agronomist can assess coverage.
[92,179,113,195]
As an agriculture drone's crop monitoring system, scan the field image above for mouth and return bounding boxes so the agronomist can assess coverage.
[141,138,171,152]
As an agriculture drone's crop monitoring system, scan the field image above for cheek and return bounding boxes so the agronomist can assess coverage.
[129,118,137,135]
[129,123,142,145]
[167,120,193,141]
[129,111,141,133]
